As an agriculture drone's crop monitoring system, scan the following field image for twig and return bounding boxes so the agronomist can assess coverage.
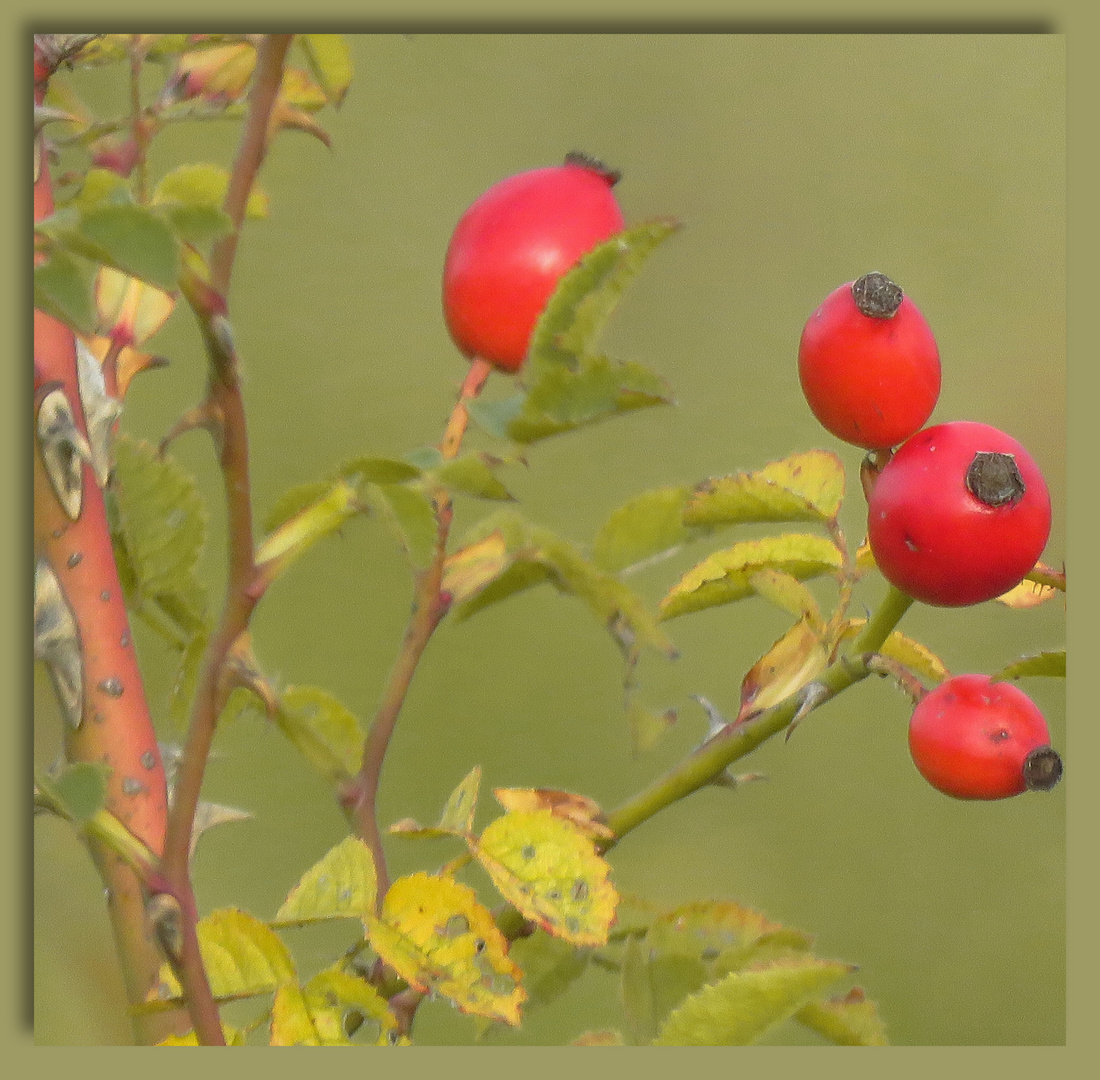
[344,357,494,904]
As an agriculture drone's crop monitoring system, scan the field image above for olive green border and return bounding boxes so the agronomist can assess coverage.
[7,2,1093,1077]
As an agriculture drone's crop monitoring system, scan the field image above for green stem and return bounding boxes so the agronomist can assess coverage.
[603,584,915,848]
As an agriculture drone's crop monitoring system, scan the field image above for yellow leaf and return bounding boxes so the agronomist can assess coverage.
[737,617,829,724]
[996,569,1060,609]
[173,42,256,102]
[270,983,320,1046]
[661,534,843,620]
[273,836,377,930]
[493,788,614,841]
[684,450,845,527]
[367,872,525,1025]
[157,1023,246,1045]
[842,620,950,686]
[472,810,618,946]
[442,532,512,604]
[254,479,359,578]
[149,908,295,1004]
[303,967,400,1045]
[94,266,176,346]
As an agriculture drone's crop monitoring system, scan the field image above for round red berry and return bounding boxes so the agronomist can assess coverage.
[867,421,1051,606]
[442,153,624,373]
[908,674,1062,800]
[798,272,941,449]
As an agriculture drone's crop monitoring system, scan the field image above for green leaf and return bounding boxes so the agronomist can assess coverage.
[435,454,515,501]
[273,836,377,928]
[161,203,233,249]
[508,355,673,444]
[262,481,338,535]
[33,247,97,336]
[653,956,852,1045]
[749,568,824,625]
[153,162,268,219]
[390,764,482,839]
[466,394,525,441]
[364,483,438,569]
[337,456,422,485]
[684,450,846,528]
[447,514,674,658]
[78,204,181,290]
[454,560,553,621]
[593,485,695,574]
[438,765,482,834]
[255,479,361,579]
[797,988,890,1045]
[71,168,133,213]
[509,930,589,1012]
[621,899,814,1042]
[991,650,1066,681]
[170,628,209,730]
[299,34,353,105]
[530,219,681,366]
[625,697,678,754]
[112,436,208,598]
[36,762,110,824]
[275,685,366,784]
[531,526,676,657]
[660,534,844,620]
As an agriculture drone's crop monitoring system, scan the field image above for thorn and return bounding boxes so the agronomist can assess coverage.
[36,388,91,520]
[159,399,224,458]
[784,681,832,742]
[691,694,731,740]
[34,559,84,729]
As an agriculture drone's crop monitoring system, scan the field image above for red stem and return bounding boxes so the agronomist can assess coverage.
[34,42,178,1045]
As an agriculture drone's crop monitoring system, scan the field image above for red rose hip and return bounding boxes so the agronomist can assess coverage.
[798,272,941,449]
[908,674,1062,800]
[442,153,625,373]
[867,421,1051,606]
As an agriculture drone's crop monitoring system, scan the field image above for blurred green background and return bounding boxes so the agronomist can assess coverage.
[34,34,1065,1045]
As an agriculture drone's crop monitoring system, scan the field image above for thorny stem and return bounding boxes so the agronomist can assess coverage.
[345,357,494,905]
[602,584,916,848]
[34,41,178,1045]
[156,35,293,1045]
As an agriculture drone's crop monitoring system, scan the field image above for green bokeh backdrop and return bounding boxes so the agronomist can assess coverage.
[34,34,1065,1045]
